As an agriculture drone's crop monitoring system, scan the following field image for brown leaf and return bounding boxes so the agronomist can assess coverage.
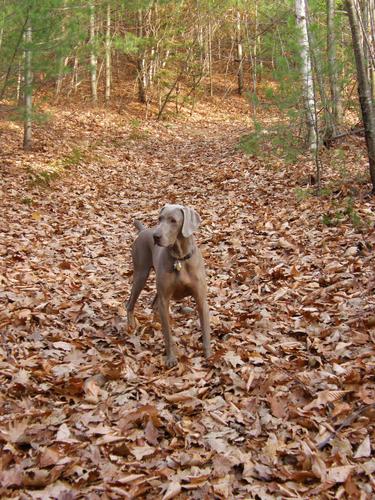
[326,465,354,483]
[145,418,159,446]
[130,444,156,461]
[162,480,181,500]
[354,435,371,458]
[303,390,350,411]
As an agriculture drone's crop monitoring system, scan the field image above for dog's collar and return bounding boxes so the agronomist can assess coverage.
[170,247,195,272]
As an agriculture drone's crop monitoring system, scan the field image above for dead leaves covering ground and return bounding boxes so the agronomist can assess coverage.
[1,103,375,499]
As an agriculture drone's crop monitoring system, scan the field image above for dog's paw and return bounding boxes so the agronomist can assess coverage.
[165,354,178,368]
[204,347,213,359]
[126,314,137,332]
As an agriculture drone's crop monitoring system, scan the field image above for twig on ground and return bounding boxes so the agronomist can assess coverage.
[317,403,375,450]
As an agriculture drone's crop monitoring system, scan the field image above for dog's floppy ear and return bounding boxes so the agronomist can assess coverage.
[181,206,201,237]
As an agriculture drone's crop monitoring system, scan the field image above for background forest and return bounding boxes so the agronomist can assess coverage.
[1,0,375,499]
[1,0,374,171]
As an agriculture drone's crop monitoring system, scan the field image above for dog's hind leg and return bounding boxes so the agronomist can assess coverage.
[126,236,152,329]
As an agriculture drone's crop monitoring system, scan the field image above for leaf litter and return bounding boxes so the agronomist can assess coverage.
[0,103,375,498]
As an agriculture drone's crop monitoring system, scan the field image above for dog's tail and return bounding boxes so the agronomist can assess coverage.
[134,220,146,232]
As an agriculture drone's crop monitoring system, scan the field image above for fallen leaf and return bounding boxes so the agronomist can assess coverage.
[354,435,371,458]
[162,480,181,500]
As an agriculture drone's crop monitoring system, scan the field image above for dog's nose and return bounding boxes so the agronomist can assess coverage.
[153,234,161,245]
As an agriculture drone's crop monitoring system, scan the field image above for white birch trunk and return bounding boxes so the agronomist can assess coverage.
[105,2,111,102]
[236,9,244,95]
[89,2,97,103]
[23,23,32,150]
[295,0,317,151]
[137,9,147,103]
[16,62,22,103]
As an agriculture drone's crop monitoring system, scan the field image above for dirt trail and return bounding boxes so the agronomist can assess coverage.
[1,111,374,497]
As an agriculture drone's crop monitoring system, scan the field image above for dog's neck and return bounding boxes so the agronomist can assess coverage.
[169,236,194,260]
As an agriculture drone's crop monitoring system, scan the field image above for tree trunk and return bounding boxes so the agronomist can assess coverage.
[345,0,375,192]
[56,56,69,96]
[371,0,375,99]
[248,1,261,110]
[70,56,79,94]
[0,14,29,100]
[16,62,22,103]
[295,0,317,152]
[105,2,111,102]
[365,0,375,99]
[55,0,66,96]
[207,17,213,97]
[23,22,32,151]
[89,2,97,103]
[137,9,147,104]
[327,0,343,130]
[0,23,3,51]
[236,10,244,95]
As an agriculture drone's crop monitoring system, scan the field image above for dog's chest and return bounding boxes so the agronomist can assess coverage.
[171,266,195,299]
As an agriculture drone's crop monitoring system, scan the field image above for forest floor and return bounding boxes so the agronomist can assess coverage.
[1,94,375,499]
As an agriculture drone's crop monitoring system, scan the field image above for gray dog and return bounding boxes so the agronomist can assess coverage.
[126,204,212,367]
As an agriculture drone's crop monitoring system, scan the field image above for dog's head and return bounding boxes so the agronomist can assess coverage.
[153,204,201,247]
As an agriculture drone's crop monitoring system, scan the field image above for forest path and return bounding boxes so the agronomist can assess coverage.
[1,109,374,497]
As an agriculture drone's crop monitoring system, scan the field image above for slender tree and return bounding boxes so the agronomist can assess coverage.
[295,0,317,152]
[345,0,375,193]
[327,0,342,131]
[236,8,244,95]
[105,2,111,102]
[23,19,32,150]
[89,1,97,103]
[137,8,147,104]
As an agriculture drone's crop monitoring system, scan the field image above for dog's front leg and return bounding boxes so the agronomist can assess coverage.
[158,295,177,367]
[194,291,212,359]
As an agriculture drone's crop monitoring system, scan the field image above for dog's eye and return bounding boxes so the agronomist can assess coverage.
[170,218,177,224]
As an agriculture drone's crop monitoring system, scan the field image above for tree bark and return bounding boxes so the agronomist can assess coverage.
[295,0,317,152]
[365,0,375,99]
[0,14,29,100]
[236,9,244,95]
[345,0,375,192]
[23,22,32,151]
[207,17,213,97]
[137,9,147,104]
[55,0,67,96]
[327,0,343,130]
[371,0,375,99]
[0,22,3,51]
[105,2,111,102]
[89,2,97,103]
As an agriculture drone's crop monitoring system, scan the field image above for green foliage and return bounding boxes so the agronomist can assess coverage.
[128,119,149,140]
[28,146,84,186]
[62,147,85,168]
[294,187,314,201]
[21,196,34,205]
[322,197,367,229]
[0,0,359,149]
[113,32,148,55]
[239,121,303,163]
[29,167,61,187]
